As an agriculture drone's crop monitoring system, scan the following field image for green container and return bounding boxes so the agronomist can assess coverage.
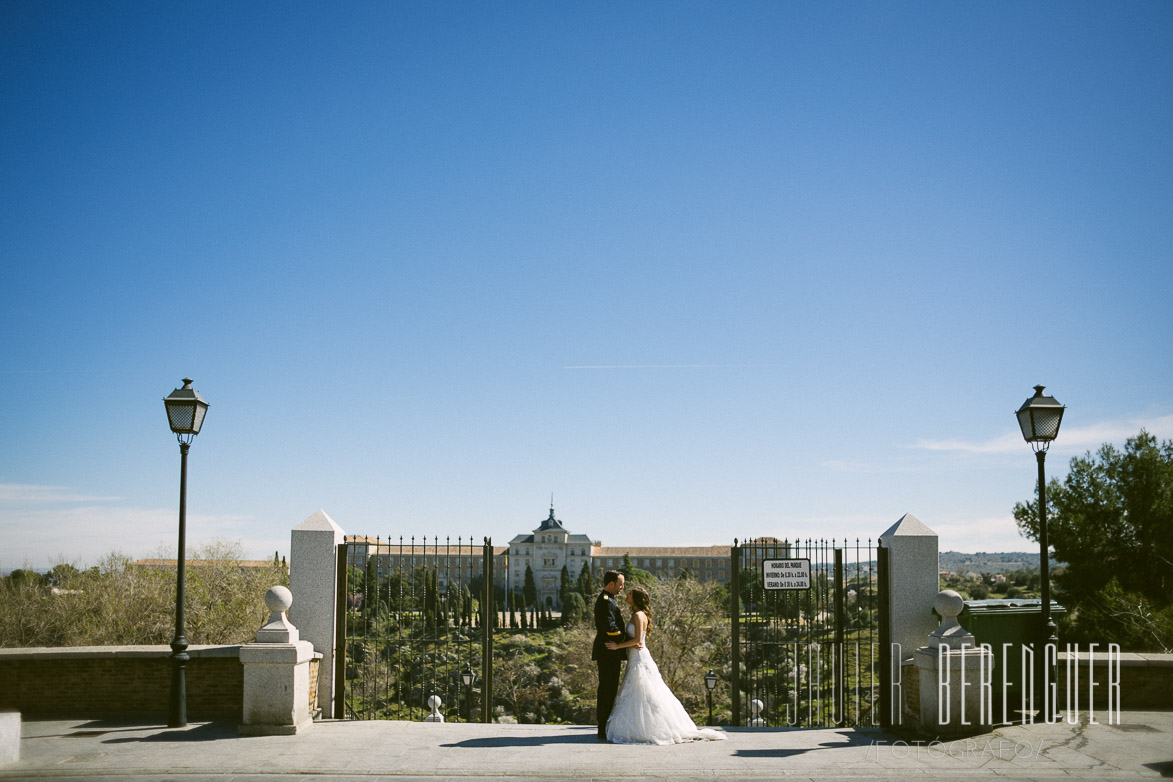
[958,598,1067,709]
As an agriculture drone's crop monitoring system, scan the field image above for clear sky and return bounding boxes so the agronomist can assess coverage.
[2,2,1171,571]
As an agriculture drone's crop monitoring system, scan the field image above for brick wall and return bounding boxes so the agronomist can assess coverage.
[308,654,320,714]
[0,646,242,719]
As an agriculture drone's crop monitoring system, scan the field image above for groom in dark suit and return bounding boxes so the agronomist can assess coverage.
[592,570,627,741]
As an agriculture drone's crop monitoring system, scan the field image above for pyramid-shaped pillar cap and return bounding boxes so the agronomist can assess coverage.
[880,513,937,540]
[294,509,344,533]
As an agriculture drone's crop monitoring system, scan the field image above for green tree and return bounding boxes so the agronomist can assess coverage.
[47,564,80,587]
[469,572,485,603]
[619,553,654,586]
[523,564,537,620]
[1013,430,1173,651]
[3,569,45,590]
[0,541,288,648]
[577,562,595,602]
[559,565,571,609]
[562,592,586,626]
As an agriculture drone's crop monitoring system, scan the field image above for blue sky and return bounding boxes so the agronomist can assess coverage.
[2,2,1171,570]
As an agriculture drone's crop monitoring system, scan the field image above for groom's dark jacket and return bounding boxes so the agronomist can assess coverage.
[592,590,628,662]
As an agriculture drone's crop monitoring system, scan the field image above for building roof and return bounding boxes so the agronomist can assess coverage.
[507,532,593,545]
[350,542,509,556]
[536,504,566,532]
[593,546,730,557]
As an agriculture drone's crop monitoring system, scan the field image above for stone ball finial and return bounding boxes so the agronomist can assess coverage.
[934,589,964,619]
[265,585,293,614]
[424,694,445,722]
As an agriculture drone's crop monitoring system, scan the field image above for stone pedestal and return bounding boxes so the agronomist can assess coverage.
[239,586,319,736]
[0,709,18,765]
[240,641,317,735]
[914,590,993,738]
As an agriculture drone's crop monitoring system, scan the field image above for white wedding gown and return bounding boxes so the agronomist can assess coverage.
[606,621,726,745]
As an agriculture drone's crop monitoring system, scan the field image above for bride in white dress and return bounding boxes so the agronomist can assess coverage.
[604,586,726,745]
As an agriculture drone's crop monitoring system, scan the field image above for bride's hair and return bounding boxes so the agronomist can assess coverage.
[629,586,652,632]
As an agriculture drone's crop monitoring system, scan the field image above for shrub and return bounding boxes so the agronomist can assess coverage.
[0,540,289,647]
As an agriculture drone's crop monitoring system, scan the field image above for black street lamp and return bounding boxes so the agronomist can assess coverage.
[461,664,475,722]
[704,670,718,727]
[1015,384,1064,714]
[163,378,209,728]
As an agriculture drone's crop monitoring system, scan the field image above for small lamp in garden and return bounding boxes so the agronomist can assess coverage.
[704,669,718,726]
[462,664,475,722]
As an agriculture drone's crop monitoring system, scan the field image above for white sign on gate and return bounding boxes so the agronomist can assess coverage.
[762,559,811,590]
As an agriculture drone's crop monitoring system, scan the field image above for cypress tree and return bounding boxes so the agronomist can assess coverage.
[522,564,537,628]
[559,564,571,610]
[578,562,595,602]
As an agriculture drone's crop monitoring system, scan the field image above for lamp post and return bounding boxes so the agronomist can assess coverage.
[1015,384,1064,715]
[462,664,474,722]
[704,670,718,727]
[163,378,209,728]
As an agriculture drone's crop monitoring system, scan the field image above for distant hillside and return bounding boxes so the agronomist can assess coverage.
[939,551,1061,573]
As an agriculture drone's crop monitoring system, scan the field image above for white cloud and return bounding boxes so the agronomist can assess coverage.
[0,482,278,570]
[563,364,745,370]
[0,482,122,504]
[911,414,1173,457]
[931,515,1035,553]
[820,460,885,474]
[736,512,1032,551]
[820,460,928,474]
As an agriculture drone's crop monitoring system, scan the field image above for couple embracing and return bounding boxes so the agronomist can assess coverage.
[592,570,726,745]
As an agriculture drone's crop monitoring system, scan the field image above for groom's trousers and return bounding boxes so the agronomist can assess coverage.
[596,657,621,739]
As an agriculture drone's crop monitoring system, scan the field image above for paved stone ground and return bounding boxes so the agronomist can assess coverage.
[2,712,1171,781]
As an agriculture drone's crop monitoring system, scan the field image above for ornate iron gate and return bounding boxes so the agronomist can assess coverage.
[731,537,883,727]
[336,535,498,721]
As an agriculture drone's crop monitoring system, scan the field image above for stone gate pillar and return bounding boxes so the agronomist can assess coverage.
[290,510,345,719]
[880,512,940,724]
[879,513,940,665]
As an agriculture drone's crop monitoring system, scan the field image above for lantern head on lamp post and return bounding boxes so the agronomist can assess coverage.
[164,378,209,444]
[163,378,209,728]
[1016,385,1064,451]
[462,664,475,722]
[1016,385,1064,715]
[704,670,718,726]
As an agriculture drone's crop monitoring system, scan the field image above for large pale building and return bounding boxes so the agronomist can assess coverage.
[347,503,732,608]
[507,505,596,606]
